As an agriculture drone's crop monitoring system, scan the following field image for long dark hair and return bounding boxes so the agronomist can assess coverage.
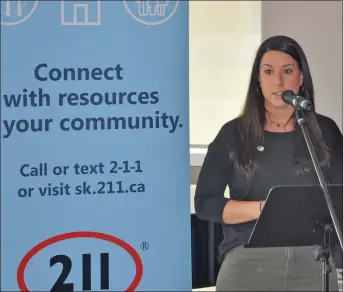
[233,35,330,178]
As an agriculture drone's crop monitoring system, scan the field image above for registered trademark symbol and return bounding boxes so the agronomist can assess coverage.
[140,241,149,250]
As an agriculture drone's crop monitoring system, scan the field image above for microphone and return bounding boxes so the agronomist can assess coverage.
[281,90,313,111]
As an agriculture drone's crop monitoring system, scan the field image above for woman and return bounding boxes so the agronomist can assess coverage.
[194,35,343,291]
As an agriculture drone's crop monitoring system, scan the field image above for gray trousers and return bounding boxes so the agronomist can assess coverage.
[216,245,339,291]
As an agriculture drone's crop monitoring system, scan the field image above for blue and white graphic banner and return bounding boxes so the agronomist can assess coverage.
[1,0,191,290]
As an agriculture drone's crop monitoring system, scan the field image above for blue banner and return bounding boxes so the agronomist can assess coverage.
[1,0,191,290]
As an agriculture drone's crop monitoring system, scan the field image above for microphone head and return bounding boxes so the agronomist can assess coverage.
[281,90,313,111]
[281,90,296,103]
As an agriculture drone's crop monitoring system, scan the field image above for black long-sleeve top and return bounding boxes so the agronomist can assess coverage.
[194,113,343,264]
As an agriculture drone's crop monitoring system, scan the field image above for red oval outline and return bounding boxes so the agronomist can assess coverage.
[17,231,143,291]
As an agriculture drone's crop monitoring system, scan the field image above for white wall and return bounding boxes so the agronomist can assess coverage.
[261,0,343,132]
[189,1,261,145]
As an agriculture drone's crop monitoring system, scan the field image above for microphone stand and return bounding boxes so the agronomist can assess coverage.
[295,109,343,292]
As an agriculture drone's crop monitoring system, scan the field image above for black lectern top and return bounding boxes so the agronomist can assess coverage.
[245,184,343,248]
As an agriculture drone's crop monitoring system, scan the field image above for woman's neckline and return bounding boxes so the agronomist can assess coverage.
[264,129,296,135]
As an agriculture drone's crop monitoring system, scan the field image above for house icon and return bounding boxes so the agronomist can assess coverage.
[61,0,101,26]
[135,0,169,17]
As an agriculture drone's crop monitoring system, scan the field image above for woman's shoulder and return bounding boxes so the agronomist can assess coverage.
[314,113,342,158]
[314,113,342,137]
[205,117,243,168]
[211,116,243,145]
[217,116,243,136]
[315,113,339,128]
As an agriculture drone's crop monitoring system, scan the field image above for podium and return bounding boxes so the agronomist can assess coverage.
[245,184,343,292]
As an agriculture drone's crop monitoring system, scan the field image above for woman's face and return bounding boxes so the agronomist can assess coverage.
[259,50,303,109]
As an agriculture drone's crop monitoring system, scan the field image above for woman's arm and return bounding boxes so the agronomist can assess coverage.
[222,200,263,224]
[194,123,263,225]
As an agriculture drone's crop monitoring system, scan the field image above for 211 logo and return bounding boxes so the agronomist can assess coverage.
[17,231,144,291]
